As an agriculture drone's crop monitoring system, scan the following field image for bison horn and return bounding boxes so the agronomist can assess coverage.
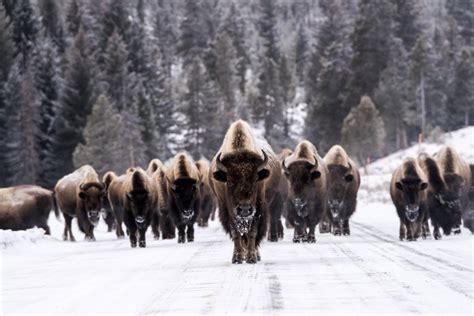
[347,162,352,172]
[216,153,227,173]
[311,155,319,169]
[282,158,289,173]
[257,150,268,172]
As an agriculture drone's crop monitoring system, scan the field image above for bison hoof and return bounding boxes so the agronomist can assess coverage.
[257,252,261,261]
[306,235,316,243]
[178,236,185,243]
[293,237,302,243]
[453,228,461,235]
[131,241,137,248]
[232,254,244,264]
[139,241,146,248]
[187,237,194,242]
[343,229,350,236]
[246,254,257,264]
[434,232,442,240]
[153,234,160,240]
[268,235,278,242]
[334,229,342,236]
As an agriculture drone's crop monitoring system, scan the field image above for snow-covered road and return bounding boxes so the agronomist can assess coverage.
[1,202,473,315]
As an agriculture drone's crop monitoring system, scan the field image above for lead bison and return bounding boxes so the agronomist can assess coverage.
[323,145,360,236]
[282,140,328,243]
[166,153,201,243]
[210,120,280,264]
[109,168,158,247]
[390,158,429,241]
[195,159,216,228]
[0,185,59,234]
[55,165,106,241]
[418,146,471,239]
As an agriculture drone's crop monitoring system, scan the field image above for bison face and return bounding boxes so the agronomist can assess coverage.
[327,164,354,219]
[169,178,199,222]
[283,160,321,218]
[213,152,269,229]
[78,183,106,227]
[395,179,427,222]
[126,189,151,229]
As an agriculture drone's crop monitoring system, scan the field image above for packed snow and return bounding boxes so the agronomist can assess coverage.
[1,128,473,315]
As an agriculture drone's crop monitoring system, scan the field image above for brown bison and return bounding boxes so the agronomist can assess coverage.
[267,148,292,241]
[282,140,328,243]
[195,159,216,228]
[390,158,429,241]
[166,153,201,243]
[0,185,59,234]
[464,164,474,233]
[109,168,158,247]
[418,146,471,239]
[210,120,280,263]
[323,145,360,236]
[102,171,117,232]
[55,165,106,241]
[150,163,176,240]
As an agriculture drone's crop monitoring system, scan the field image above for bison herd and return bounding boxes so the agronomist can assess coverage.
[0,119,473,264]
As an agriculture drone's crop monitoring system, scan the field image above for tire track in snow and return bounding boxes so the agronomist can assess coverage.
[352,221,473,300]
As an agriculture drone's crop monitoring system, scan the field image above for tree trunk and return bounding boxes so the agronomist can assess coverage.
[420,72,426,135]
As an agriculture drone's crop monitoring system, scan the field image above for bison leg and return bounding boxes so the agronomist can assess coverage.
[114,211,125,239]
[422,221,430,239]
[333,219,342,236]
[138,228,147,248]
[63,213,75,242]
[186,224,194,242]
[399,220,406,241]
[160,213,176,239]
[453,224,461,235]
[343,219,350,235]
[293,221,305,243]
[433,222,442,240]
[277,220,284,239]
[177,224,186,243]
[307,224,316,243]
[231,233,245,264]
[151,211,160,240]
[128,225,138,248]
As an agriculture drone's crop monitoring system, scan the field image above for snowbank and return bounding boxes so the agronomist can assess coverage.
[0,228,48,249]
[359,126,474,203]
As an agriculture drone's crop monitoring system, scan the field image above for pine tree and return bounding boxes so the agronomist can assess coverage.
[45,28,96,187]
[65,0,81,37]
[448,48,474,127]
[32,38,62,187]
[344,0,395,109]
[135,80,159,161]
[375,38,412,151]
[73,95,127,174]
[3,61,40,185]
[393,0,421,52]
[120,101,147,168]
[10,0,40,66]
[38,0,65,53]
[341,96,386,165]
[446,0,474,47]
[279,54,295,144]
[305,0,352,153]
[294,24,309,85]
[103,31,130,112]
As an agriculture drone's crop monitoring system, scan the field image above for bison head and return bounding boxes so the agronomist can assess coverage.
[433,173,464,228]
[168,178,199,223]
[213,151,270,232]
[126,188,152,229]
[283,157,321,218]
[78,182,106,226]
[326,163,354,219]
[395,179,428,222]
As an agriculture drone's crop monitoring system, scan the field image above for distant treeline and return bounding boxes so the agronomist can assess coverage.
[0,0,472,189]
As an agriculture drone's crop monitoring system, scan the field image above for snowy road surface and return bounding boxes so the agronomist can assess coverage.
[1,202,473,315]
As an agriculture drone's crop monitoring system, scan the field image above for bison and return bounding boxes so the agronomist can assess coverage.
[195,159,216,228]
[463,164,474,233]
[418,146,471,239]
[55,165,106,241]
[282,140,328,243]
[267,149,292,241]
[102,171,117,232]
[109,168,158,247]
[390,158,429,241]
[323,145,360,236]
[0,185,59,234]
[210,120,280,263]
[166,153,201,243]
[150,163,176,240]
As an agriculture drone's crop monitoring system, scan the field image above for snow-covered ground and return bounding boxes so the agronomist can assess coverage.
[1,127,473,315]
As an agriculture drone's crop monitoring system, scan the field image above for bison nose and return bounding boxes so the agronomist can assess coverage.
[237,204,253,217]
[135,216,145,224]
[293,198,307,209]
